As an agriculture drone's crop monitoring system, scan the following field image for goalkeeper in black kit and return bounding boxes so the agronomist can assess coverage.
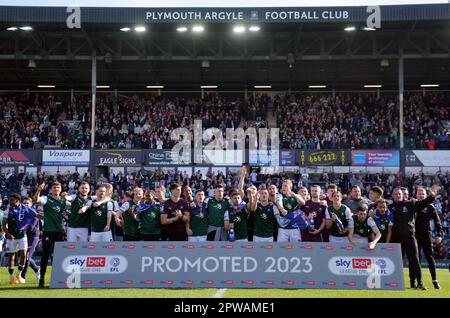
[414,186,443,289]
[388,185,437,291]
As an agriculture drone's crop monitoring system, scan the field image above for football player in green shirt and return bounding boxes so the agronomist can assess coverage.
[250,187,281,242]
[34,181,68,288]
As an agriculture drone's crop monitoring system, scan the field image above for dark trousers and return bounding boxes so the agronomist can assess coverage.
[416,232,437,281]
[394,235,422,284]
[40,231,64,279]
[22,233,40,278]
[123,235,140,242]
[140,234,161,241]
[168,231,187,241]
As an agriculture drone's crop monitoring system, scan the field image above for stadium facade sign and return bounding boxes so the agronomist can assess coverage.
[299,150,348,166]
[95,150,142,166]
[42,150,90,166]
[0,4,448,24]
[0,150,38,165]
[280,150,297,166]
[405,150,450,167]
[51,242,405,290]
[145,149,178,165]
[351,150,400,167]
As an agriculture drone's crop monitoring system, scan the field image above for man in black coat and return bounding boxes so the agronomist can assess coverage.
[388,185,437,290]
[414,186,443,289]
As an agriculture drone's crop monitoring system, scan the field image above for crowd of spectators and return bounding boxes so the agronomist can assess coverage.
[1,92,448,150]
[277,93,449,150]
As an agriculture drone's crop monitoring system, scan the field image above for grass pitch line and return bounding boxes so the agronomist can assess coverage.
[213,288,227,298]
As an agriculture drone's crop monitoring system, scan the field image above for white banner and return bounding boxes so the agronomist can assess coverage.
[42,150,90,166]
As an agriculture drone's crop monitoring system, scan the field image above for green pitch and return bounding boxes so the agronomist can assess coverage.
[0,268,448,298]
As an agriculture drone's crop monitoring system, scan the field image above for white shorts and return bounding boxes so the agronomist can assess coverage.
[253,236,274,242]
[329,235,350,243]
[236,239,248,242]
[90,231,113,242]
[5,237,27,253]
[277,228,301,242]
[188,236,207,242]
[67,227,89,242]
[352,235,369,244]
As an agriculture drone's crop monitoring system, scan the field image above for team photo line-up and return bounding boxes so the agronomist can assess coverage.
[2,166,444,290]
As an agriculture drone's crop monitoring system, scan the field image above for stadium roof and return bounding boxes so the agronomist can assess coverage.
[0,3,449,91]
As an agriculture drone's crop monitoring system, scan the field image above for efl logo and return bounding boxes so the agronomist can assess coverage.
[342,245,354,251]
[306,280,316,286]
[125,244,136,249]
[83,280,93,285]
[104,244,115,250]
[245,245,253,250]
[326,281,336,286]
[225,245,234,250]
[243,280,254,285]
[64,244,77,249]
[186,244,195,249]
[87,257,106,267]
[264,245,274,250]
[345,281,357,287]
[284,244,293,250]
[163,280,174,285]
[143,244,156,249]
[87,244,96,250]
[303,245,313,250]
[382,246,395,251]
[322,245,334,251]
[352,258,372,269]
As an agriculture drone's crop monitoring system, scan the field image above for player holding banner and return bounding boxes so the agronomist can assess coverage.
[277,179,306,242]
[325,191,352,243]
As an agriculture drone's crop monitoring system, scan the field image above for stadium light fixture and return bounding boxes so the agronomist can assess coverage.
[134,26,146,32]
[192,25,204,33]
[200,85,218,89]
[37,85,55,88]
[362,27,376,31]
[308,85,327,88]
[344,26,356,32]
[120,27,131,32]
[249,26,260,32]
[254,85,272,89]
[364,85,382,88]
[6,27,18,31]
[96,85,110,89]
[420,84,439,87]
[233,25,246,33]
[20,26,33,31]
[176,26,188,32]
[146,85,164,89]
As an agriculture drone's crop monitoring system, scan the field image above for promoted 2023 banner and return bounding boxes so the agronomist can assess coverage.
[51,242,404,290]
